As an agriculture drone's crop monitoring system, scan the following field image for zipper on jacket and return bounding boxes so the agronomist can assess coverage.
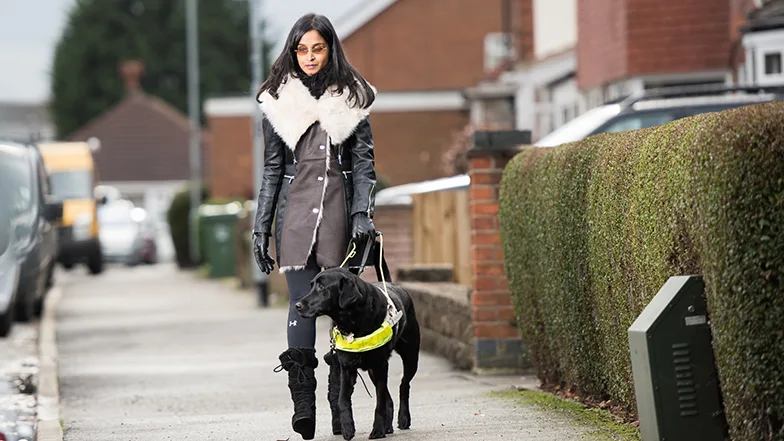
[367,183,375,217]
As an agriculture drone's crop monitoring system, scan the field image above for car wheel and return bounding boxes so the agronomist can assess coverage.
[15,280,36,323]
[45,263,55,289]
[88,252,104,275]
[34,296,44,317]
[0,305,14,337]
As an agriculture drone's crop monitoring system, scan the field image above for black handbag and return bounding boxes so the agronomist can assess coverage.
[344,232,392,282]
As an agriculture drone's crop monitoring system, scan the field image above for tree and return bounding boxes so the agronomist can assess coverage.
[50,0,274,138]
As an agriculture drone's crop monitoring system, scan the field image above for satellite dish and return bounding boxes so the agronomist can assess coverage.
[87,137,101,153]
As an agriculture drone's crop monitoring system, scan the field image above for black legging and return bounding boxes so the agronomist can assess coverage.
[284,261,321,348]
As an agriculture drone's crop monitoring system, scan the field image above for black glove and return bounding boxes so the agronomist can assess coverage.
[351,213,376,241]
[252,232,275,275]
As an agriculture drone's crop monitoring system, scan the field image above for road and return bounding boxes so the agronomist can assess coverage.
[56,264,590,441]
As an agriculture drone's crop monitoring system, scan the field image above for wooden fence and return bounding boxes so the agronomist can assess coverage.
[411,190,472,286]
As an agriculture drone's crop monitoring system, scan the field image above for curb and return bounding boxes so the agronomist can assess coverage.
[37,286,63,441]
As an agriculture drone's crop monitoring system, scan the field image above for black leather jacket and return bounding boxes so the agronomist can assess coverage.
[254,117,376,251]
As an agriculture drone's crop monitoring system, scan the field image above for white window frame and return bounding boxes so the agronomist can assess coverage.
[744,29,784,86]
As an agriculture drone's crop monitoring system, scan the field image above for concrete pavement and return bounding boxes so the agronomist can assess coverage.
[55,264,591,440]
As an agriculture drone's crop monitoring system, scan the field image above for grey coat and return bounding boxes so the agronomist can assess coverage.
[254,77,377,272]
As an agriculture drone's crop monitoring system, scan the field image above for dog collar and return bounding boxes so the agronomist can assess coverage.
[331,322,394,353]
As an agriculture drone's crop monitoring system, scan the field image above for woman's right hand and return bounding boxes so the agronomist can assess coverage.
[252,232,276,274]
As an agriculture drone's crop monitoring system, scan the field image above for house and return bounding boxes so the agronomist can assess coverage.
[740,0,784,86]
[467,0,577,140]
[469,0,757,142]
[204,0,536,199]
[67,60,206,261]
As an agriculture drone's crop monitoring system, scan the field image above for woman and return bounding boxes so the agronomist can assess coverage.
[252,13,377,440]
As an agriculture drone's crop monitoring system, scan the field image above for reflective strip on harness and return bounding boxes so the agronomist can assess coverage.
[332,322,394,353]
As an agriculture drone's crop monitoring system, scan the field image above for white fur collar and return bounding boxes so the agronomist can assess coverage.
[256,76,374,150]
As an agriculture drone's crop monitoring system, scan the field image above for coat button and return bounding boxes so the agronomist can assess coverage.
[312,208,319,214]
[319,145,325,150]
[318,176,324,181]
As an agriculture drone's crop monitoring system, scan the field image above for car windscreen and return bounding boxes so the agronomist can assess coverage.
[534,104,622,147]
[594,110,677,134]
[49,170,93,200]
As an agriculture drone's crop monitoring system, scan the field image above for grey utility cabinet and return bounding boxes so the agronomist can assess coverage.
[628,275,728,441]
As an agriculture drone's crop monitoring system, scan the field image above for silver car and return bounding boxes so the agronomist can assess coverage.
[0,150,23,337]
[97,200,153,266]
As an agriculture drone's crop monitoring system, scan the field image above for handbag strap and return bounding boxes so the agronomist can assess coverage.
[374,238,392,282]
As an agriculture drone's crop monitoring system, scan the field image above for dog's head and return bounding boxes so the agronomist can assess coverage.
[296,268,364,319]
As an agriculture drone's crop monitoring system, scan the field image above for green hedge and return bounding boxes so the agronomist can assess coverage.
[499,102,784,441]
[166,185,209,268]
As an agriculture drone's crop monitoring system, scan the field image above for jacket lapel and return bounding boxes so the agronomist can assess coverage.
[257,77,374,151]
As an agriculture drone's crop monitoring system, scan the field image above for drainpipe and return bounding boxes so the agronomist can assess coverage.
[502,0,514,69]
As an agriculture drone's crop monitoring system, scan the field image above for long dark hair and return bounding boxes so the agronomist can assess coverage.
[257,14,375,109]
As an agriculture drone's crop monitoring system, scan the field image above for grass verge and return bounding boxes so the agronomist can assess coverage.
[491,389,641,441]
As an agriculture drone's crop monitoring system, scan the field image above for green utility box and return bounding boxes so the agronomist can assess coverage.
[198,203,242,278]
[628,276,727,441]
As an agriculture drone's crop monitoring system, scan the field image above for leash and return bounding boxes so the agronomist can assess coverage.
[343,233,399,326]
[339,233,391,308]
[330,232,402,353]
[377,234,401,325]
[339,241,357,269]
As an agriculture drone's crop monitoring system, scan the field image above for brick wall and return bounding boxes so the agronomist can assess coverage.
[729,0,757,76]
[467,130,531,370]
[514,0,535,63]
[370,110,468,186]
[626,0,731,78]
[205,115,253,200]
[578,0,732,89]
[343,0,531,90]
[577,0,628,89]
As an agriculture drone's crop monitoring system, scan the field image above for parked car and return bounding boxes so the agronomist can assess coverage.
[0,142,62,334]
[535,85,784,147]
[0,141,62,323]
[0,192,21,337]
[98,200,157,266]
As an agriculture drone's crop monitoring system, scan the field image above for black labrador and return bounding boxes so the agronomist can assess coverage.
[296,267,420,440]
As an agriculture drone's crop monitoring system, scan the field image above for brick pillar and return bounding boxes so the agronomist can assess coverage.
[468,130,531,371]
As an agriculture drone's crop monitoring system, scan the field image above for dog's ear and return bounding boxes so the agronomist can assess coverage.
[338,276,361,309]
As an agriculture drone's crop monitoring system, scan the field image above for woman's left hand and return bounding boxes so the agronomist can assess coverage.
[351,213,376,241]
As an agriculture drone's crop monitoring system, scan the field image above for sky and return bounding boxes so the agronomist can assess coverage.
[0,0,365,104]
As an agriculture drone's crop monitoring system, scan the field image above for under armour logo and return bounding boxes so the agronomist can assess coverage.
[289,320,298,327]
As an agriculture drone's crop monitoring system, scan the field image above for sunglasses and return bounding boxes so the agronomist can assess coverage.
[295,45,327,56]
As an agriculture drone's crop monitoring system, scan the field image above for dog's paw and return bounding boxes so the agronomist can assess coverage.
[397,411,411,430]
[341,421,355,440]
[369,426,387,439]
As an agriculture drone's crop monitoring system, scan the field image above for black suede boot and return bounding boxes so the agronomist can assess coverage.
[276,348,318,440]
[324,350,342,435]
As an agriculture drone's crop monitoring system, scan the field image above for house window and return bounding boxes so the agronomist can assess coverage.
[765,52,782,75]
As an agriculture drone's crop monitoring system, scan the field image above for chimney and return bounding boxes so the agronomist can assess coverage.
[119,60,145,93]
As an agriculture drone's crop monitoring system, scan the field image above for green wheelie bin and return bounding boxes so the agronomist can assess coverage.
[198,202,242,278]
